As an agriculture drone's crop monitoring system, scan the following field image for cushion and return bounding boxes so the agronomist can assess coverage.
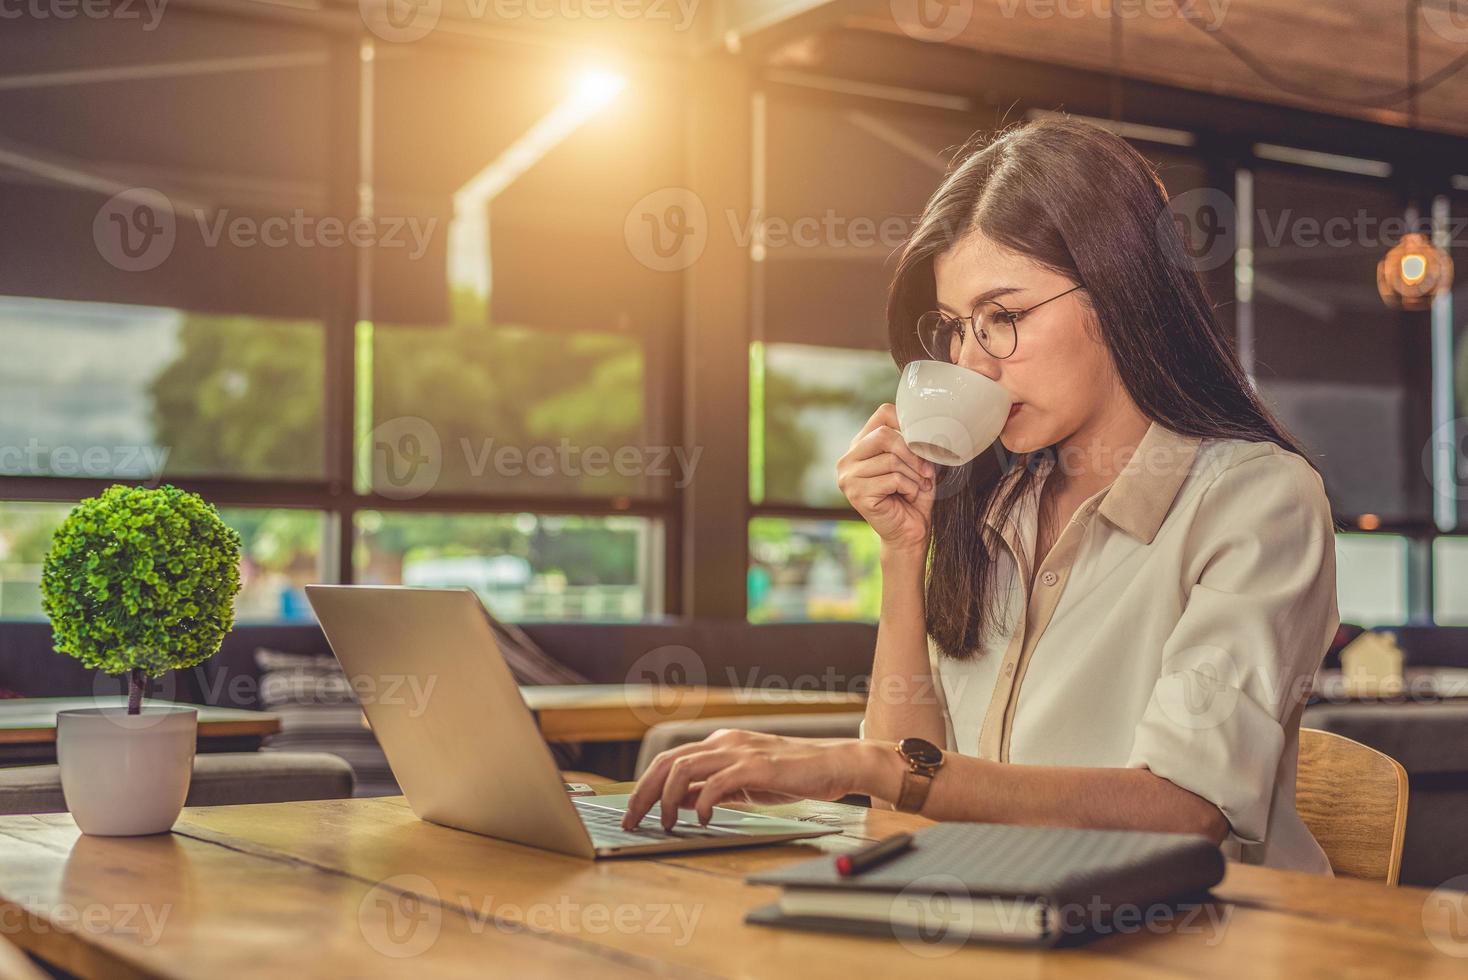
[0,752,354,815]
[253,647,398,797]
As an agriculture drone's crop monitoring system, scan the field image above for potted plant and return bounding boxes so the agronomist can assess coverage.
[41,484,241,836]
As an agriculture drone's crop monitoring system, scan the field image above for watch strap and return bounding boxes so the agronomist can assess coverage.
[895,767,934,813]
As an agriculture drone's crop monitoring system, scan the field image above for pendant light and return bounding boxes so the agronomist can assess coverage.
[1378,3,1454,310]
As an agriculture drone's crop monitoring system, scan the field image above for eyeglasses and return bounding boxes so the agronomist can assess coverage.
[916,284,1084,362]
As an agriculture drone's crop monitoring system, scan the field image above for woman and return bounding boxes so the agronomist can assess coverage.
[622,117,1338,873]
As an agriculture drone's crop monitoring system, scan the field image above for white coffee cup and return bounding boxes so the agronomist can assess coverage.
[895,360,1014,466]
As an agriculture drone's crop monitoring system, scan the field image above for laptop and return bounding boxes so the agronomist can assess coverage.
[304,585,838,858]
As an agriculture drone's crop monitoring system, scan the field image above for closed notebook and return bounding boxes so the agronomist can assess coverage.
[745,822,1225,947]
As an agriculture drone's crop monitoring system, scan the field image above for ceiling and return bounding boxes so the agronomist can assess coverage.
[797,0,1468,139]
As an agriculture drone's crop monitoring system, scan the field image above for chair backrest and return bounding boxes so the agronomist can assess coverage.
[1295,727,1409,885]
[0,933,48,980]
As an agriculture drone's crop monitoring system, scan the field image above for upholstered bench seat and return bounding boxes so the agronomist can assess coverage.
[0,751,355,816]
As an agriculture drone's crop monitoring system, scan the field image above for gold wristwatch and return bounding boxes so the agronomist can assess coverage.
[894,736,944,813]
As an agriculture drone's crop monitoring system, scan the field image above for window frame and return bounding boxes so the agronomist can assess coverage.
[0,14,682,621]
[748,83,1461,625]
[2,5,1464,625]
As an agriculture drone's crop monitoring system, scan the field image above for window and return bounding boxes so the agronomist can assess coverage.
[1249,165,1430,523]
[364,47,681,503]
[355,511,662,621]
[748,517,881,623]
[0,26,682,623]
[0,503,68,619]
[1335,533,1408,626]
[1450,189,1468,526]
[365,319,657,499]
[0,298,325,481]
[0,502,323,623]
[222,509,326,622]
[747,97,972,620]
[1434,537,1468,625]
[751,342,898,508]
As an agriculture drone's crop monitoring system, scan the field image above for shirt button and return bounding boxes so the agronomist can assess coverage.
[1040,570,1059,587]
[1003,663,1015,677]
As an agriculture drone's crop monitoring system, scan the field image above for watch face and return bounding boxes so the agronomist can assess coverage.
[899,737,943,766]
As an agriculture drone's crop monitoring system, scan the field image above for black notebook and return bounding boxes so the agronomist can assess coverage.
[745,822,1225,948]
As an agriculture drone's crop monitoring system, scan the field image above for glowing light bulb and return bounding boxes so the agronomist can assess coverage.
[1399,253,1427,285]
[1377,231,1454,310]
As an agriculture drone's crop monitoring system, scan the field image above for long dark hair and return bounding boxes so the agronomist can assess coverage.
[887,117,1310,661]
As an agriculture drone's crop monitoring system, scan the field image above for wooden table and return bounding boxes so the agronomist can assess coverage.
[0,791,1463,978]
[520,685,864,743]
[0,698,280,764]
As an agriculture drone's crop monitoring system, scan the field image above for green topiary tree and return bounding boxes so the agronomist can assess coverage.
[40,485,243,714]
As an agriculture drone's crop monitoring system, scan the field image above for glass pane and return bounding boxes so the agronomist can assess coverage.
[1452,192,1468,525]
[763,98,977,350]
[1335,533,1407,627]
[753,343,899,507]
[0,502,68,619]
[0,15,331,319]
[366,318,662,498]
[748,517,881,623]
[1434,537,1468,626]
[364,46,680,499]
[1250,166,1429,521]
[0,297,324,480]
[354,511,661,621]
[0,501,323,623]
[217,509,325,623]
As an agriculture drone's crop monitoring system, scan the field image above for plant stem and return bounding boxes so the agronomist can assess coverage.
[127,669,145,715]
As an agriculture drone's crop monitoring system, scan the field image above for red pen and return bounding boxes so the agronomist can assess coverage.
[834,832,915,877]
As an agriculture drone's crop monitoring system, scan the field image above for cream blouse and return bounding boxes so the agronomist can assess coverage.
[913,422,1338,873]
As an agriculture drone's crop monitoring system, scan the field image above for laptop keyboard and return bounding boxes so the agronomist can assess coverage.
[573,799,733,847]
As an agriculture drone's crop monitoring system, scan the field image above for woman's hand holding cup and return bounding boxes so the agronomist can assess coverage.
[836,403,936,562]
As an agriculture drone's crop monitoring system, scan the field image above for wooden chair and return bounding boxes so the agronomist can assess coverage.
[0,933,48,980]
[1295,727,1409,885]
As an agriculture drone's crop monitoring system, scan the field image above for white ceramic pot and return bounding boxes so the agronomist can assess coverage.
[56,706,197,836]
